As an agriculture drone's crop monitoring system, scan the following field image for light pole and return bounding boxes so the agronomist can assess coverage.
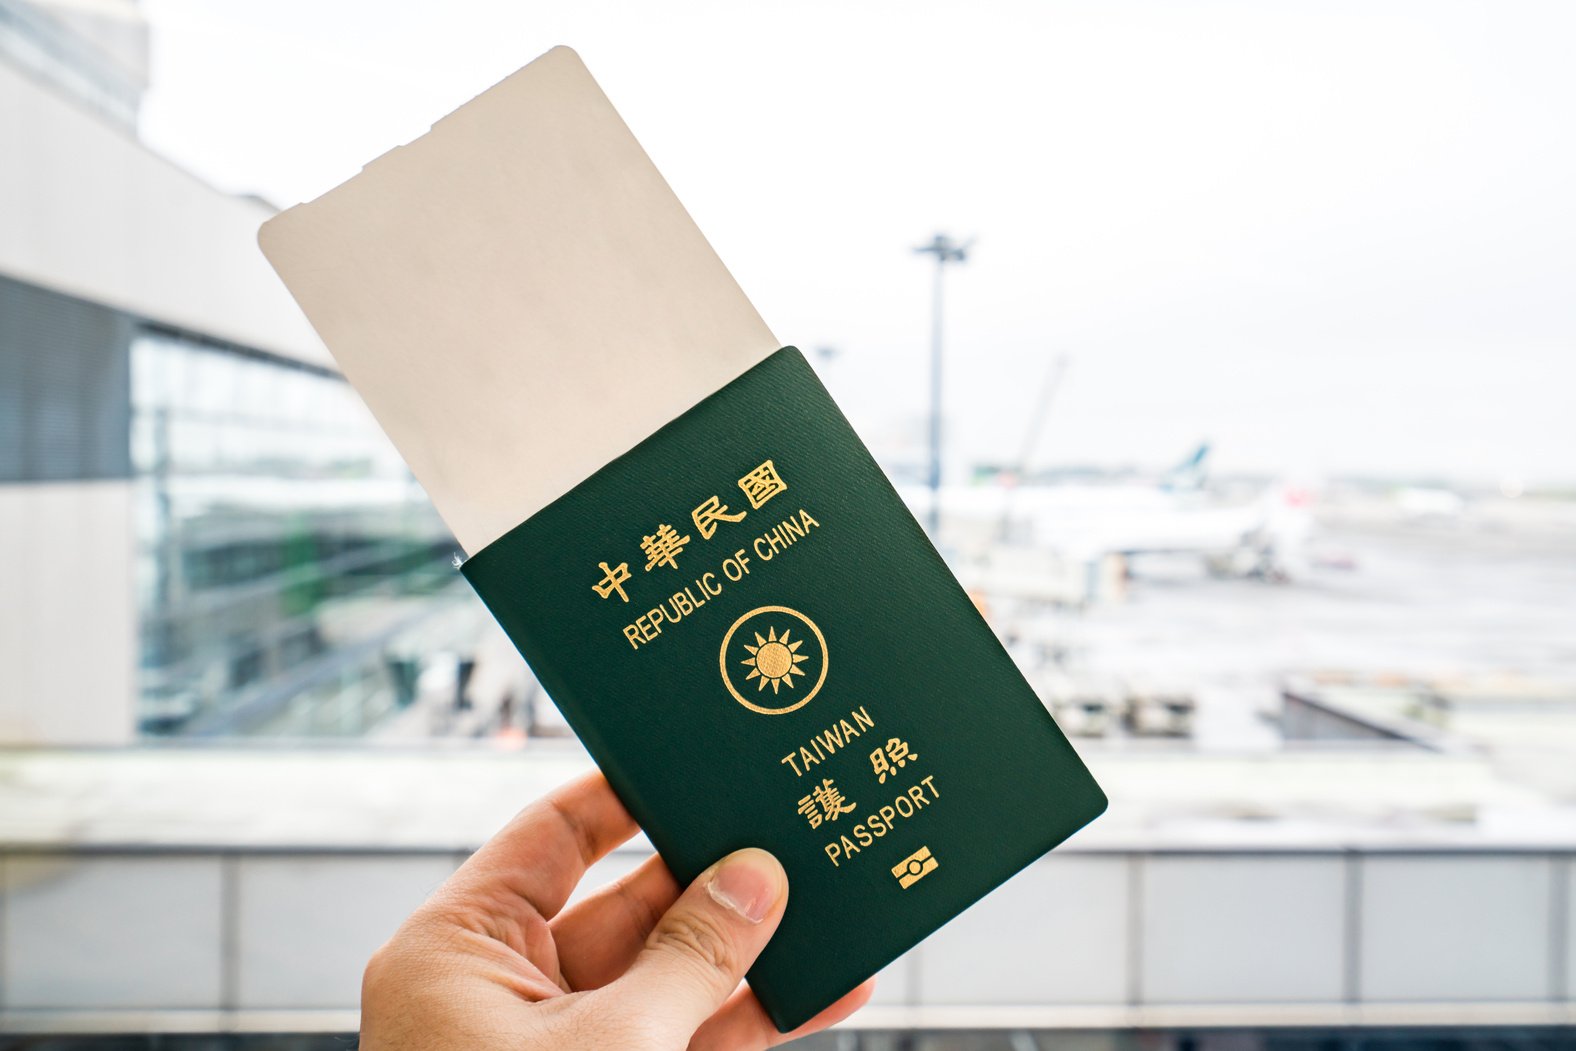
[914,232,970,539]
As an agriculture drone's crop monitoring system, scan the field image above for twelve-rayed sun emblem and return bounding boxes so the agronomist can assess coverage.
[719,605,828,715]
[740,625,810,694]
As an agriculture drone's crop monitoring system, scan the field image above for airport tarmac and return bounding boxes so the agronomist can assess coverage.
[1011,510,1576,754]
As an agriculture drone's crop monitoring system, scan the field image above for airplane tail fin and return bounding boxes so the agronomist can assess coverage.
[1161,442,1210,492]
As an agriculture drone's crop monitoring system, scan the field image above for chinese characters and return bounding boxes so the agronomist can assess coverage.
[591,560,631,604]
[594,457,787,597]
[640,524,691,571]
[870,737,919,785]
[797,778,857,829]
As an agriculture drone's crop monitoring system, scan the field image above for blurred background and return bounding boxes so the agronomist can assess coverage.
[2,0,1574,1048]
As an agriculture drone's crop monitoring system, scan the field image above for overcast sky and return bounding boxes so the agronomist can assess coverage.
[139,0,1576,486]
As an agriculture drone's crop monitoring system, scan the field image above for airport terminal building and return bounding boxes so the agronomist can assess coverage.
[0,0,458,743]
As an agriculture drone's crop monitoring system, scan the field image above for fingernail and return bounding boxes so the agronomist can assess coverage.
[706,848,784,924]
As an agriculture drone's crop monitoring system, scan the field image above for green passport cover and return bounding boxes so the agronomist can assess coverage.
[461,346,1106,1030]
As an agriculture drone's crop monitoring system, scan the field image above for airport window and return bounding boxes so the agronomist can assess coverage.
[128,330,465,736]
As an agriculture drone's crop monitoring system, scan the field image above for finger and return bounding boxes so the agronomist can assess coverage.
[550,851,682,990]
[444,770,639,920]
[602,847,789,1042]
[689,977,877,1051]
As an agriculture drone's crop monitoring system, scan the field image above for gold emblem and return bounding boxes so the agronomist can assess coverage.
[719,605,828,715]
[892,845,938,889]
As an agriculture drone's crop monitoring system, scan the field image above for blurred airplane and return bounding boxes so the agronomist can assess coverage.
[902,443,1313,601]
[1159,442,1211,492]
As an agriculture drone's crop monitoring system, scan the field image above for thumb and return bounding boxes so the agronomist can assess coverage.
[606,847,788,1040]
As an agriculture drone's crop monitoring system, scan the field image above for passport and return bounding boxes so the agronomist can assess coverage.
[258,46,1105,1032]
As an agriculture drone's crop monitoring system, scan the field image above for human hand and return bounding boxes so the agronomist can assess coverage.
[360,770,875,1049]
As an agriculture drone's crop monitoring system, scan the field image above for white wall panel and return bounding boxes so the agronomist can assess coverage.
[1141,855,1345,1003]
[920,856,1129,1004]
[1360,855,1554,1002]
[867,950,917,1006]
[236,854,457,1009]
[0,481,135,745]
[3,855,221,1009]
[1566,859,1575,1001]
[2,847,1570,1028]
